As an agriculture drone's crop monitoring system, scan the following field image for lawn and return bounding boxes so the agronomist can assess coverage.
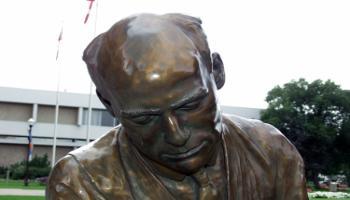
[0,179,45,190]
[309,196,350,200]
[308,189,350,199]
[0,196,44,200]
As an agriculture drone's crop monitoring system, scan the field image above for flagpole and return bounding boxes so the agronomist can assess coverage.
[51,22,63,168]
[86,82,93,144]
[51,73,60,168]
[85,0,98,144]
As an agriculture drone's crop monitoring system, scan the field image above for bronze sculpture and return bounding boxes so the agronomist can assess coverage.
[47,13,308,199]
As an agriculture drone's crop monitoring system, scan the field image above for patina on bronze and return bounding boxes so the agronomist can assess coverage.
[47,13,308,200]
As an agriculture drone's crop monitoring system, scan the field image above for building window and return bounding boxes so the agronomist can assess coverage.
[82,109,119,127]
[37,105,78,125]
[0,102,32,121]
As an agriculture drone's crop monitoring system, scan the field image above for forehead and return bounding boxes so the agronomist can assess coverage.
[108,41,209,111]
[113,67,208,112]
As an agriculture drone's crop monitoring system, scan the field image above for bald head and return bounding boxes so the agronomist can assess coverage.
[84,14,211,90]
[83,13,224,116]
[113,15,201,90]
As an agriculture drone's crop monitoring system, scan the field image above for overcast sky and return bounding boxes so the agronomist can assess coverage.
[0,0,349,108]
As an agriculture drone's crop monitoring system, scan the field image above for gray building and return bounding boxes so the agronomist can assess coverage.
[0,87,262,167]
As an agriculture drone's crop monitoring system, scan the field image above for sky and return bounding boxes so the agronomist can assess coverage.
[0,0,349,108]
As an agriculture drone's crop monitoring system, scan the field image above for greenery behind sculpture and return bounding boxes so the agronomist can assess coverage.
[261,78,350,188]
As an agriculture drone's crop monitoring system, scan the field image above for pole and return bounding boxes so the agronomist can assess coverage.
[6,169,10,183]
[86,0,99,144]
[86,82,93,144]
[52,23,63,168]
[51,94,59,168]
[24,123,33,186]
[51,71,60,168]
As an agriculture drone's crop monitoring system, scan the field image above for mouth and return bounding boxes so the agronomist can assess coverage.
[161,141,208,161]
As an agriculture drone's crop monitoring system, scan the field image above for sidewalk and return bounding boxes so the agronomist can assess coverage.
[0,188,45,196]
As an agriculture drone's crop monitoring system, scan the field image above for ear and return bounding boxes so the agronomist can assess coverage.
[212,52,225,89]
[96,90,116,117]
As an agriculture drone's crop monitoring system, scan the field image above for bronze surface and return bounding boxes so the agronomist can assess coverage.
[47,13,308,199]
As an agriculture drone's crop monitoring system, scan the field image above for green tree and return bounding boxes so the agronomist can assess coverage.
[10,154,51,180]
[333,117,350,184]
[261,79,350,188]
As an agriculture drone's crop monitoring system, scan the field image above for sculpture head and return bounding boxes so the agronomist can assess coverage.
[83,13,225,176]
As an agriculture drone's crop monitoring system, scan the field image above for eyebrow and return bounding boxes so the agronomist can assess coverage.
[120,87,209,117]
[170,87,209,109]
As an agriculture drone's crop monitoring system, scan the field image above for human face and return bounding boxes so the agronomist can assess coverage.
[112,58,222,175]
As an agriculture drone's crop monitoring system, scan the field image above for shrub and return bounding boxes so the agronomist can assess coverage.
[9,154,51,180]
[0,166,9,178]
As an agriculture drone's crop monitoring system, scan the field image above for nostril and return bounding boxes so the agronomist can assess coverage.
[164,131,189,147]
[182,129,191,140]
[165,128,190,146]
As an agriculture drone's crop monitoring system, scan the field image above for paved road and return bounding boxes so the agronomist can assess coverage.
[0,188,45,196]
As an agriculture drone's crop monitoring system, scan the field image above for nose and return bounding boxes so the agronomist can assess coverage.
[163,112,190,146]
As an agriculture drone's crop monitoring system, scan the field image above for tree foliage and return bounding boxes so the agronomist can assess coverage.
[9,154,51,180]
[261,79,350,186]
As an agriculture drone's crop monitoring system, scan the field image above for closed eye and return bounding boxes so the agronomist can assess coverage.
[178,100,201,111]
[129,115,157,125]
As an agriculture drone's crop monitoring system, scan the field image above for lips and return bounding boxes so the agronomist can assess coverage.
[161,141,208,160]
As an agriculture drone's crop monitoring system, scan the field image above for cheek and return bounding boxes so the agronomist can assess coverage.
[123,122,162,147]
[180,96,219,129]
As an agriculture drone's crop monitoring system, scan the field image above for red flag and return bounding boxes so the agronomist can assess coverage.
[58,27,63,42]
[84,0,95,24]
[56,26,63,60]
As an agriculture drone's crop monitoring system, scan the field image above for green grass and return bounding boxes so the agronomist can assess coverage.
[0,196,44,200]
[310,198,350,200]
[0,179,45,190]
[309,191,350,200]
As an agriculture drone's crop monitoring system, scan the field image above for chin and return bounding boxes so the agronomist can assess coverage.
[169,153,212,175]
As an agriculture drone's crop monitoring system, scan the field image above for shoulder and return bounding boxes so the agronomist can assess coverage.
[69,127,120,161]
[46,154,90,199]
[47,154,79,185]
[47,127,129,199]
[223,114,303,162]
[222,115,307,198]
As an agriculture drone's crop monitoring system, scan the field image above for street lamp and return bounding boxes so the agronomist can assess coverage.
[24,118,35,186]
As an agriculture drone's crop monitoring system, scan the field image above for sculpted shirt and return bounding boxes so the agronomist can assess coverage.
[46,115,308,200]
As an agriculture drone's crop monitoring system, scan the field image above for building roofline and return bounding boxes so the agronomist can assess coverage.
[0,86,104,109]
[0,87,263,118]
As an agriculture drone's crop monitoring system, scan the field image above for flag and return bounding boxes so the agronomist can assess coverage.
[84,0,95,24]
[56,26,63,61]
[58,28,63,42]
[28,142,33,161]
